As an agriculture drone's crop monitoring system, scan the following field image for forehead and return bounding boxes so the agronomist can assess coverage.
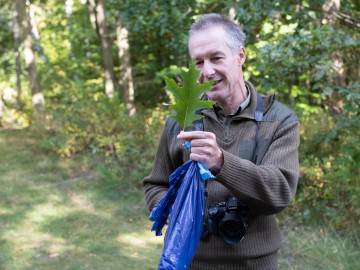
[188,26,232,58]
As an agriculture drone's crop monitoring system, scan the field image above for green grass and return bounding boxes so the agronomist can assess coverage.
[0,129,359,270]
[278,221,359,270]
[0,129,163,270]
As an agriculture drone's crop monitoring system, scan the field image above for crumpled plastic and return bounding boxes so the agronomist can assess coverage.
[149,158,215,270]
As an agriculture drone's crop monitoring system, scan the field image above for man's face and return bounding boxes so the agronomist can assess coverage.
[189,26,245,105]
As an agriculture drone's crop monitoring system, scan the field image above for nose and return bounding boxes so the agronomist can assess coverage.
[201,61,215,81]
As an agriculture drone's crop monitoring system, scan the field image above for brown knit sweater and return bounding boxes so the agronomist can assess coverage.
[143,81,300,270]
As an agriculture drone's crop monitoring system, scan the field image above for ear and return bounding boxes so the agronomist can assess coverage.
[238,47,246,66]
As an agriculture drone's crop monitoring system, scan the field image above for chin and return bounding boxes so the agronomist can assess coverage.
[207,92,222,102]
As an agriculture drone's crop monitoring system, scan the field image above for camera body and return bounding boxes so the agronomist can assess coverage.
[207,197,249,245]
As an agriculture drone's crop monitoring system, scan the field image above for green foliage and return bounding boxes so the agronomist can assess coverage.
[292,102,360,228]
[239,0,359,112]
[43,88,167,187]
[164,62,215,129]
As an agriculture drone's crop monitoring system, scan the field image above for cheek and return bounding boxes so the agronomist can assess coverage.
[198,72,204,83]
[228,66,241,81]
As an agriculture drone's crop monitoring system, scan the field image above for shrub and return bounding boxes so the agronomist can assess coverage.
[292,108,359,229]
[43,89,168,188]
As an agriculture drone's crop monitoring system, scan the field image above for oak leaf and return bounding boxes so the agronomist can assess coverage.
[164,61,215,130]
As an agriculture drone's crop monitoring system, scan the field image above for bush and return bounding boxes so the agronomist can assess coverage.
[43,89,168,188]
[292,107,360,229]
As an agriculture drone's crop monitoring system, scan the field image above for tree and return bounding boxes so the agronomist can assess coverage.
[12,0,22,108]
[322,0,345,115]
[88,0,119,98]
[65,0,78,80]
[116,13,136,116]
[15,0,45,124]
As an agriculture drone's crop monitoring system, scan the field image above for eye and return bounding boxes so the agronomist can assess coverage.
[212,56,222,61]
[195,60,203,67]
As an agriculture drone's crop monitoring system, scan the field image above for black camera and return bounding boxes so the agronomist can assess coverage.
[206,197,249,245]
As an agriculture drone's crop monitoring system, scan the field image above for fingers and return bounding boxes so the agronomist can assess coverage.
[177,131,216,150]
[177,130,214,141]
[177,131,223,172]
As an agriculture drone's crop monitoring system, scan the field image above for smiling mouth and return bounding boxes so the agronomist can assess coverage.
[213,79,223,86]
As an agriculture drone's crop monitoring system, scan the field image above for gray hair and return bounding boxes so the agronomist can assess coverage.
[189,13,246,54]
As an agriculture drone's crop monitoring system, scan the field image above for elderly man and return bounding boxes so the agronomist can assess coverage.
[143,13,300,270]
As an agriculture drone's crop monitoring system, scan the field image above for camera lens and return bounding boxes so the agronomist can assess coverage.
[221,218,246,236]
[222,220,244,236]
[219,214,246,244]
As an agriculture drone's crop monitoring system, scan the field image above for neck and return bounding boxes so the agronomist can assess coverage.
[219,81,248,115]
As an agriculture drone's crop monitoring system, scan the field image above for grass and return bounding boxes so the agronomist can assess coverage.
[0,129,163,270]
[0,128,359,270]
[278,219,359,270]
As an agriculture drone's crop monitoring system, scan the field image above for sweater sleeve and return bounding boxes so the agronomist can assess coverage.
[142,125,172,212]
[142,118,184,212]
[216,120,300,215]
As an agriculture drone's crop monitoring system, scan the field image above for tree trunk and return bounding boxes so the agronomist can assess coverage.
[65,0,78,80]
[88,0,118,98]
[116,15,136,116]
[29,2,47,61]
[322,0,345,115]
[12,0,22,109]
[87,0,97,32]
[228,1,239,21]
[15,0,45,124]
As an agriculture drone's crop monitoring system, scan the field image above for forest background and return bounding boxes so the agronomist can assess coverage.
[0,0,359,269]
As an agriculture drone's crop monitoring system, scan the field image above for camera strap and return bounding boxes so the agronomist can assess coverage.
[252,93,264,164]
[193,111,210,238]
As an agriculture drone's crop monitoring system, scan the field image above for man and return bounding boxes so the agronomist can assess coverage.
[143,13,299,270]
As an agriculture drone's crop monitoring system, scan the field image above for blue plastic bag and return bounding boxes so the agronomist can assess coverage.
[149,159,214,270]
[149,160,193,237]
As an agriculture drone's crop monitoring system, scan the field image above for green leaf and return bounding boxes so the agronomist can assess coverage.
[164,61,216,130]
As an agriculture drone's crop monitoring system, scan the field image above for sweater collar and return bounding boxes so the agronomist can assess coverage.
[202,81,275,120]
